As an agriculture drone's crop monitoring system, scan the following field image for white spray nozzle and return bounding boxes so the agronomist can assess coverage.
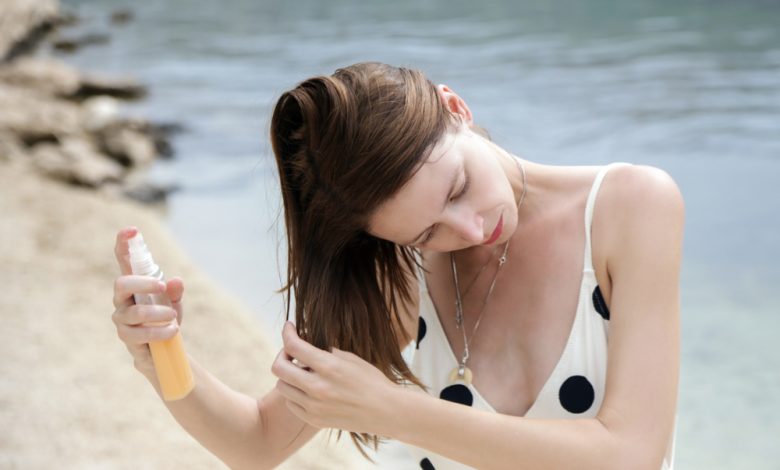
[128,232,146,254]
[128,232,159,276]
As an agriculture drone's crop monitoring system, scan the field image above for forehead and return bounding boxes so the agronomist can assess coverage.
[368,132,459,243]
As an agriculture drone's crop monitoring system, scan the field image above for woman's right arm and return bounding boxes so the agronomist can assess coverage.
[112,227,318,469]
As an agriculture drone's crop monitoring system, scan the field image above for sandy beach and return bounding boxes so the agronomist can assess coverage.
[0,160,375,469]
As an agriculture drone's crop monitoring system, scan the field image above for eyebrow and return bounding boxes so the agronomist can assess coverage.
[405,166,460,246]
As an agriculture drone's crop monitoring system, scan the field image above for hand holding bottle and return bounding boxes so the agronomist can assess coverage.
[111,226,193,399]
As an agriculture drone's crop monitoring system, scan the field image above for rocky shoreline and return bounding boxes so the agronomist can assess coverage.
[0,2,374,468]
[1,0,178,203]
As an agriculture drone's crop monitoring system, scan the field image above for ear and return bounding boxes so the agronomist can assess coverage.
[436,84,474,127]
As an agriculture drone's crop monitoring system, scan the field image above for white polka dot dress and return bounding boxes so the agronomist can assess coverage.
[405,164,676,470]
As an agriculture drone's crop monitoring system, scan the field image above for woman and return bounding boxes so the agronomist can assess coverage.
[111,62,682,469]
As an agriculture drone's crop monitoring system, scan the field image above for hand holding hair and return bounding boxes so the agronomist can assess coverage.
[271,322,403,436]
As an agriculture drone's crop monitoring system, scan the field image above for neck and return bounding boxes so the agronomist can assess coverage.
[484,138,526,205]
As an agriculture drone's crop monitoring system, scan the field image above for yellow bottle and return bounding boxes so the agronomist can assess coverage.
[128,232,194,401]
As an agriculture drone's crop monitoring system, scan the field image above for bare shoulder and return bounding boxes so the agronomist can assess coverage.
[602,164,684,217]
[589,164,685,287]
[596,164,684,238]
[594,164,685,276]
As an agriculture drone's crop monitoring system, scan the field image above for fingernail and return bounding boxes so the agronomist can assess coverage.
[158,281,167,292]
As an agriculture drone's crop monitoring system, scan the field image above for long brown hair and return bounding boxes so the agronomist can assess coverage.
[270,62,454,455]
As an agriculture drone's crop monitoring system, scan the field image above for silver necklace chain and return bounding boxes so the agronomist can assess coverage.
[459,243,502,299]
[450,155,527,381]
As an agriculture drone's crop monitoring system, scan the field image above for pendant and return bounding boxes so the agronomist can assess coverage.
[448,364,473,385]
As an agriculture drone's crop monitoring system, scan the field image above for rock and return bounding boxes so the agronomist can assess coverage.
[0,83,84,143]
[110,9,134,25]
[94,117,180,160]
[146,122,184,158]
[122,181,178,204]
[75,74,147,100]
[52,33,110,53]
[57,10,80,27]
[0,1,178,204]
[83,96,120,130]
[97,122,157,167]
[0,0,60,62]
[0,131,27,162]
[30,137,123,187]
[0,57,151,103]
[0,57,81,97]
[115,167,179,203]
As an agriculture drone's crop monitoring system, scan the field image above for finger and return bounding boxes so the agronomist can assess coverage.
[333,347,368,366]
[275,379,310,406]
[113,304,177,327]
[116,322,179,346]
[271,349,314,391]
[165,277,185,325]
[114,226,139,275]
[113,275,166,309]
[331,347,360,364]
[126,342,150,359]
[282,322,331,374]
[166,277,184,304]
[127,343,154,374]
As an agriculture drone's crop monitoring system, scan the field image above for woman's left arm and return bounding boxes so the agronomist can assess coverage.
[274,166,684,470]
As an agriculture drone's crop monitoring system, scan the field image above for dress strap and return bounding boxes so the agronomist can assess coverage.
[583,163,630,271]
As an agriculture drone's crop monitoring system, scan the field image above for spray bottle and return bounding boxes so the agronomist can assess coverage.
[128,232,194,401]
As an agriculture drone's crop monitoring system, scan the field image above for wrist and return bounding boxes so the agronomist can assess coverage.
[377,384,426,441]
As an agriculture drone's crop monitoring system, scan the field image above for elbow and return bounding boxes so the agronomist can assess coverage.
[595,419,667,470]
[225,402,277,470]
[604,451,665,470]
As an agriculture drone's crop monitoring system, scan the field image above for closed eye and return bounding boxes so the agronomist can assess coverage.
[420,172,469,246]
[451,173,470,201]
[421,225,437,245]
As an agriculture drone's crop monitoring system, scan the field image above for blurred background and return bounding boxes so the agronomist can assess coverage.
[21,0,780,467]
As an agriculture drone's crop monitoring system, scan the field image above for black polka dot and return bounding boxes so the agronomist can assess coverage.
[558,375,595,414]
[420,457,436,470]
[416,316,427,349]
[439,384,474,406]
[592,286,610,320]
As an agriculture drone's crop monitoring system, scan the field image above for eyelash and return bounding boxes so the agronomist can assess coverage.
[421,229,435,244]
[421,173,470,245]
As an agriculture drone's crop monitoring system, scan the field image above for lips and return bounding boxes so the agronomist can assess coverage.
[483,214,504,245]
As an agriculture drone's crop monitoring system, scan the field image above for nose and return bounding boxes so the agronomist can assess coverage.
[446,208,484,244]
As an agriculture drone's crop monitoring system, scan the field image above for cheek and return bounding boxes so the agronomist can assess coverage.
[428,239,472,253]
[472,168,509,207]
[365,219,402,244]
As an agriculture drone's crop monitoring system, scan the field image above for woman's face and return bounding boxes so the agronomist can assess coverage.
[367,121,521,253]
